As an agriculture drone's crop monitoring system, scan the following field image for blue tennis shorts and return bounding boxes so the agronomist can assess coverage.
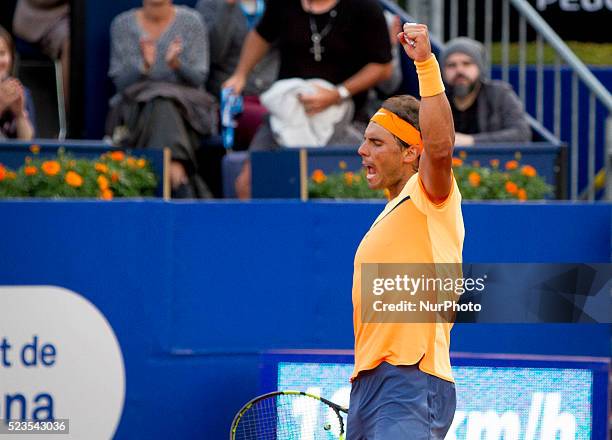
[347,362,456,440]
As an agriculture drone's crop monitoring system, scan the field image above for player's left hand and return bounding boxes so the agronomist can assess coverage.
[398,22,432,62]
[298,85,340,116]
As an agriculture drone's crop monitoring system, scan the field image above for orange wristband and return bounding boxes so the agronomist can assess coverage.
[414,55,445,98]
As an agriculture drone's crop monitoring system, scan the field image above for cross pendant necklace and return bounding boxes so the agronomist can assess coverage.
[310,33,324,62]
[308,7,337,62]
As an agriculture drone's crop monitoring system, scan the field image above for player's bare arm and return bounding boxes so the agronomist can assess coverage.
[399,23,455,203]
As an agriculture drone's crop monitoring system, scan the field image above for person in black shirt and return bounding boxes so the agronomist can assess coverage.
[441,37,531,146]
[223,0,393,198]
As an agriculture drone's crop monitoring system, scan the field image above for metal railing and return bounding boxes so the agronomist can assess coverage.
[407,0,612,200]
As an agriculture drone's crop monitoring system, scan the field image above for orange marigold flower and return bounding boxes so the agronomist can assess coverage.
[0,164,6,181]
[24,166,38,176]
[339,160,347,170]
[127,157,137,168]
[459,150,467,159]
[452,157,463,167]
[97,175,110,191]
[110,151,125,162]
[95,163,109,174]
[111,172,120,183]
[101,189,113,200]
[25,156,32,164]
[344,171,354,185]
[468,171,481,187]
[137,158,146,168]
[65,171,83,187]
[517,188,528,201]
[353,174,361,183]
[505,160,519,170]
[312,169,326,184]
[489,159,500,168]
[505,181,518,194]
[521,165,537,177]
[6,171,16,180]
[29,144,40,154]
[41,160,61,176]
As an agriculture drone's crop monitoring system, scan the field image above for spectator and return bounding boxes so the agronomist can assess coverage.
[107,0,216,198]
[224,0,394,198]
[358,11,404,123]
[196,0,279,150]
[0,25,35,140]
[440,37,531,146]
[13,0,70,111]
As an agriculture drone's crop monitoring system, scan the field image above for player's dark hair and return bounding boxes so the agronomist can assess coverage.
[381,95,421,171]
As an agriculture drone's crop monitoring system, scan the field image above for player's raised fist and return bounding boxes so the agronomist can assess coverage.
[397,23,432,63]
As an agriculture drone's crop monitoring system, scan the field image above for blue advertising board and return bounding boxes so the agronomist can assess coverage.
[261,351,609,440]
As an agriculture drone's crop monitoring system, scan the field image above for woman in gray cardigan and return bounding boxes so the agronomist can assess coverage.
[108,0,215,198]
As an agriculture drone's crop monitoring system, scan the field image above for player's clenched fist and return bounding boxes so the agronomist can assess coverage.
[397,23,432,63]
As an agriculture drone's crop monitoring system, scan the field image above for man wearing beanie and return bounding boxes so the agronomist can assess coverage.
[441,37,531,146]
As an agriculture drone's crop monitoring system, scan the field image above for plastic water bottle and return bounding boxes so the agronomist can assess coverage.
[221,87,244,150]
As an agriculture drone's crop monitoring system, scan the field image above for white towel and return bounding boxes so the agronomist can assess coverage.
[260,78,352,147]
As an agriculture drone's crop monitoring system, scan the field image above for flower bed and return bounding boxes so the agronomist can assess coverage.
[452,151,552,201]
[0,146,157,200]
[309,153,553,201]
[308,161,387,199]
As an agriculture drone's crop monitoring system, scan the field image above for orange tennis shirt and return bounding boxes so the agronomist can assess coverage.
[351,172,464,382]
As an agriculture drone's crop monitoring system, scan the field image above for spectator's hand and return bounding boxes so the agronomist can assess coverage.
[140,37,157,73]
[165,37,183,70]
[170,160,189,188]
[298,85,341,116]
[0,80,12,113]
[454,132,475,146]
[398,22,432,62]
[222,74,247,96]
[1,79,25,116]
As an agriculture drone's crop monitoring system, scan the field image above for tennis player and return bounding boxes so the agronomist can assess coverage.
[347,23,464,439]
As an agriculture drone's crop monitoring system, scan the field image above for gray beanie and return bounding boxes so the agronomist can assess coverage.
[440,37,488,80]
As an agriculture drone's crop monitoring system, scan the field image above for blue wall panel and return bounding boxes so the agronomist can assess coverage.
[0,200,609,438]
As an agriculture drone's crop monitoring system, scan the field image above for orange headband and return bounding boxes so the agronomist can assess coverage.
[370,108,423,151]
